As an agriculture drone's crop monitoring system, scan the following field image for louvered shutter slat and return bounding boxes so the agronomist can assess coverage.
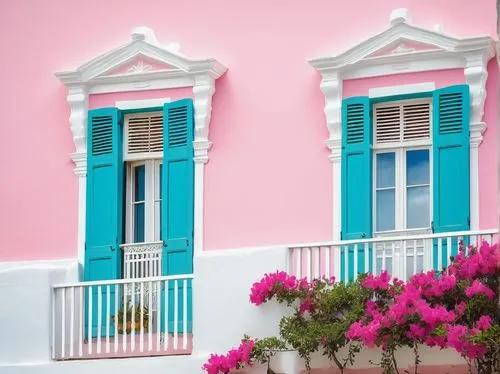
[374,101,431,144]
[126,113,164,155]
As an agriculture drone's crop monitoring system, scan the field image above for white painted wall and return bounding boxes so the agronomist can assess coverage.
[0,259,79,366]
[0,246,468,374]
[192,245,291,356]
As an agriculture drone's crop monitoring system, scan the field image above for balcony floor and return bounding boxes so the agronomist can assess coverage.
[56,333,192,360]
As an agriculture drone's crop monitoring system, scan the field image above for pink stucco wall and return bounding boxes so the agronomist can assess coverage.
[0,0,497,260]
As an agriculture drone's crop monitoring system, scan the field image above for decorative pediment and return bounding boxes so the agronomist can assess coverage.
[55,26,227,86]
[309,8,495,78]
[105,57,173,76]
[366,39,439,58]
[56,26,227,176]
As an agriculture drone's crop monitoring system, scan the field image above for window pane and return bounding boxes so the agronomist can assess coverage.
[376,152,395,188]
[406,150,429,186]
[376,189,395,231]
[134,202,145,242]
[406,255,424,280]
[407,186,430,228]
[134,165,145,201]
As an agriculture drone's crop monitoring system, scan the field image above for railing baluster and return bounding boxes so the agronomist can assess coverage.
[122,283,127,352]
[390,242,395,276]
[183,279,188,350]
[142,254,145,278]
[106,285,110,353]
[325,246,330,279]
[372,242,377,275]
[70,286,75,357]
[131,254,135,279]
[437,238,443,271]
[164,280,169,351]
[140,282,144,353]
[97,285,102,354]
[79,286,83,357]
[51,288,56,359]
[149,254,154,278]
[148,281,153,351]
[174,280,179,350]
[114,284,118,353]
[306,247,312,282]
[125,254,129,278]
[401,240,407,281]
[446,236,452,268]
[296,248,302,279]
[88,286,92,355]
[343,245,348,284]
[353,244,358,279]
[314,247,321,279]
[382,244,387,273]
[364,243,369,274]
[413,240,417,276]
[156,280,161,352]
[61,287,66,359]
[131,281,136,352]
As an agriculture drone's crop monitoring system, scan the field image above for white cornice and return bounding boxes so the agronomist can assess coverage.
[308,10,494,77]
[55,28,226,85]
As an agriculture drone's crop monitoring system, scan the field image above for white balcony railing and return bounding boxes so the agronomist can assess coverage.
[288,229,498,283]
[122,241,163,279]
[51,274,193,360]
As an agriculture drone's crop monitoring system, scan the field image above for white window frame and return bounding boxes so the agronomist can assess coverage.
[125,158,163,244]
[373,146,433,236]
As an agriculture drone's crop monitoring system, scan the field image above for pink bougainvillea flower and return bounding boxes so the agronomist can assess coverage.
[249,271,308,305]
[361,270,391,291]
[202,339,256,374]
[465,279,495,300]
[298,296,315,315]
[475,315,492,331]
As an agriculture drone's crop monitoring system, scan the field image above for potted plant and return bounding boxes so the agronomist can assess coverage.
[111,301,150,334]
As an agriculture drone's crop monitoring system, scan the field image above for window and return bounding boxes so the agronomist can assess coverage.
[372,99,432,277]
[373,99,432,235]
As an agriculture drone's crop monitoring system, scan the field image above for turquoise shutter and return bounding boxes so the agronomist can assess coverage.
[161,99,194,332]
[85,107,124,337]
[432,85,470,268]
[341,97,372,281]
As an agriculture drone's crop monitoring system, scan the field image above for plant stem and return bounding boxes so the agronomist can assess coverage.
[331,351,344,374]
[413,344,420,374]
[392,350,400,374]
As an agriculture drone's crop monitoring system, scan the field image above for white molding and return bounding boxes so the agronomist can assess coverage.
[116,97,171,110]
[309,8,495,240]
[56,27,227,265]
[369,82,435,98]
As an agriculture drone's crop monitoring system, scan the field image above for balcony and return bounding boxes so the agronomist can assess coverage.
[51,241,193,360]
[287,229,498,282]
